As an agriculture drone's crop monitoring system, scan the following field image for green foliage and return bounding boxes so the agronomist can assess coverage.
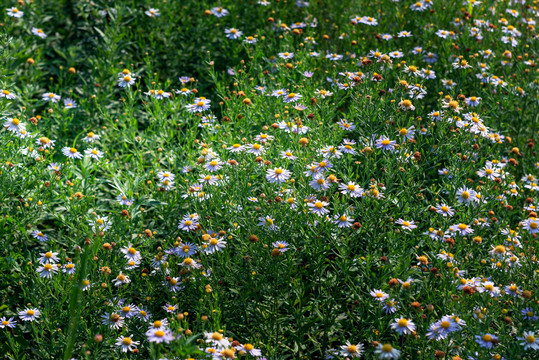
[0,0,538,359]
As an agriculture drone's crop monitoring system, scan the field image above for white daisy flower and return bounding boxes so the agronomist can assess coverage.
[84,148,104,160]
[42,92,61,102]
[145,8,160,17]
[62,146,83,159]
[375,343,401,359]
[391,317,416,335]
[18,308,41,321]
[115,335,140,352]
[266,167,291,184]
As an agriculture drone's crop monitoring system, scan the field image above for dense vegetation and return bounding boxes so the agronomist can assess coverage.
[0,0,538,359]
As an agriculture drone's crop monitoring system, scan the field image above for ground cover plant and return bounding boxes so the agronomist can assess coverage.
[0,0,538,359]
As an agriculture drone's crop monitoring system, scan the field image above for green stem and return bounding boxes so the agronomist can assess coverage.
[62,241,92,360]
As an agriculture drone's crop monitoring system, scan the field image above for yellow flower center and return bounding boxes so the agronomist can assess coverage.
[382,139,391,146]
[398,319,408,327]
[221,349,235,358]
[11,118,20,125]
[483,335,492,342]
[314,202,324,209]
[526,335,536,343]
[402,100,412,107]
[399,128,408,135]
[27,310,34,316]
[122,337,132,345]
[441,321,451,329]
[44,264,53,271]
[212,332,223,340]
[70,148,77,153]
[155,330,165,337]
[458,224,467,230]
[287,93,296,98]
[494,245,506,254]
[123,76,131,82]
[181,245,190,253]
[381,344,393,352]
[210,239,218,246]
